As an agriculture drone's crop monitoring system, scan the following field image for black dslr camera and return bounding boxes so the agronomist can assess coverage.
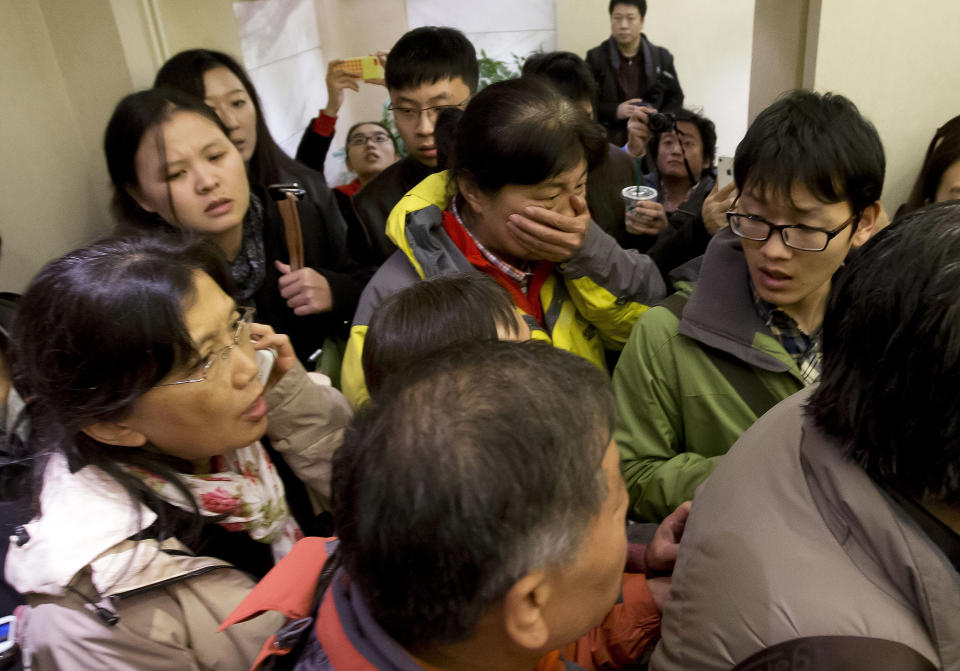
[629,101,676,134]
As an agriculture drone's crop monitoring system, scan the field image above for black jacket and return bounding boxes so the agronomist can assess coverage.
[588,143,638,239]
[586,35,684,146]
[352,156,437,266]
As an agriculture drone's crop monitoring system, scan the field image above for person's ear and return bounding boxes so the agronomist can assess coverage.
[457,175,487,215]
[851,200,882,247]
[125,184,156,214]
[81,421,148,448]
[502,571,551,651]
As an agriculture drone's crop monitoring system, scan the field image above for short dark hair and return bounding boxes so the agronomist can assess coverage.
[362,274,521,397]
[806,201,960,506]
[521,51,598,111]
[609,0,647,17]
[385,27,479,94]
[10,235,233,525]
[650,108,718,172]
[104,87,228,228]
[734,90,885,216]
[446,78,607,194]
[333,340,614,651]
[154,49,306,190]
[903,115,960,214]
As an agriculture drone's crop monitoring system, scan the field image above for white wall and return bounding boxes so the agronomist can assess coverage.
[556,0,755,159]
[810,0,960,212]
[407,0,556,75]
[233,0,328,160]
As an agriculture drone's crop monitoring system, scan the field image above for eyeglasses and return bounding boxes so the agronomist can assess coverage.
[347,132,392,146]
[388,97,470,123]
[156,307,255,386]
[726,211,861,252]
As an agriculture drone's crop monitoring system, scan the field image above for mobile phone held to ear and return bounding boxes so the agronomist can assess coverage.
[255,348,277,388]
[717,155,734,189]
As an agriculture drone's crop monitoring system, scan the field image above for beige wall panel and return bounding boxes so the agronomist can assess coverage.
[813,0,960,211]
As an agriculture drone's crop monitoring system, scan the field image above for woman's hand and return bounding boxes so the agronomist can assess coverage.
[276,262,333,315]
[323,60,361,117]
[505,194,591,262]
[702,181,737,236]
[250,322,296,384]
[625,199,669,235]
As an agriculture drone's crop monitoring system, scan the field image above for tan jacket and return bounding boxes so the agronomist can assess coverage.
[650,388,960,670]
[6,362,351,670]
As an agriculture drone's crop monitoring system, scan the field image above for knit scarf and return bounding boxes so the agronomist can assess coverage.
[127,442,303,563]
[230,193,266,302]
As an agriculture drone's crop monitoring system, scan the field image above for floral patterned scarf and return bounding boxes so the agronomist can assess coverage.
[128,442,302,562]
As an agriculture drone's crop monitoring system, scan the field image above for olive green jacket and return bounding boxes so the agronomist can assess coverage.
[613,229,805,521]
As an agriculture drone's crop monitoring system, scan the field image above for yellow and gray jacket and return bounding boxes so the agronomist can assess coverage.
[341,171,666,406]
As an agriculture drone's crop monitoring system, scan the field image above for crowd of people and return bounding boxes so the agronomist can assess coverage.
[1,1,959,669]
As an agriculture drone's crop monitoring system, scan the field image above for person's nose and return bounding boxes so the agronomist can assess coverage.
[416,109,435,137]
[217,104,239,131]
[194,163,219,194]
[760,228,792,260]
[231,342,259,389]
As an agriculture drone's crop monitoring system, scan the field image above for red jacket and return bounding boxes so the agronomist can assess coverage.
[223,537,660,670]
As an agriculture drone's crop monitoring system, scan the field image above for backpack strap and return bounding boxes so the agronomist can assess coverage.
[658,294,782,419]
[731,636,937,671]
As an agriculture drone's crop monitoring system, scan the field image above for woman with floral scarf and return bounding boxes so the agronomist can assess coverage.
[3,235,351,670]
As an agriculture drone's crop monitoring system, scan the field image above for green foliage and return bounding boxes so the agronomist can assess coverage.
[477,49,526,90]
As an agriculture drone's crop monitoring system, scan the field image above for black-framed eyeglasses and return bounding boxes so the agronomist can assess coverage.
[155,307,255,387]
[388,97,470,123]
[347,132,392,146]
[726,210,861,252]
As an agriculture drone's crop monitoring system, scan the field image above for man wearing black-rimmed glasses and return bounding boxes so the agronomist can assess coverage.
[612,90,883,522]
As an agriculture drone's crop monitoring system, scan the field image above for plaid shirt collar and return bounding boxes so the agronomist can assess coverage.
[752,286,823,386]
[451,199,533,287]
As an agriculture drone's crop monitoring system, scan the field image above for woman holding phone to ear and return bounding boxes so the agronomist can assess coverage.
[4,235,350,670]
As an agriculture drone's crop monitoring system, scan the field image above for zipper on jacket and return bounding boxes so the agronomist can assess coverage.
[108,563,233,602]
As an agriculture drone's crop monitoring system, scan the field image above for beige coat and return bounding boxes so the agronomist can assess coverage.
[6,362,351,670]
[650,388,960,671]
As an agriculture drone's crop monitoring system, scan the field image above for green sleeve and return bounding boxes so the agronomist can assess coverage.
[612,307,719,521]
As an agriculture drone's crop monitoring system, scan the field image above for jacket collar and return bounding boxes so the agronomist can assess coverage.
[385,171,472,280]
[5,452,231,597]
[605,34,655,83]
[799,413,960,667]
[5,452,157,595]
[678,229,796,373]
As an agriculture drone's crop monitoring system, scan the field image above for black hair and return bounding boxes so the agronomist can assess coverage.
[447,78,607,195]
[806,201,960,506]
[344,120,399,161]
[649,108,718,174]
[385,26,479,94]
[362,273,521,397]
[609,0,647,17]
[8,235,234,530]
[154,49,306,190]
[333,340,614,651]
[903,115,960,214]
[521,51,598,112]
[104,87,230,229]
[734,90,885,217]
